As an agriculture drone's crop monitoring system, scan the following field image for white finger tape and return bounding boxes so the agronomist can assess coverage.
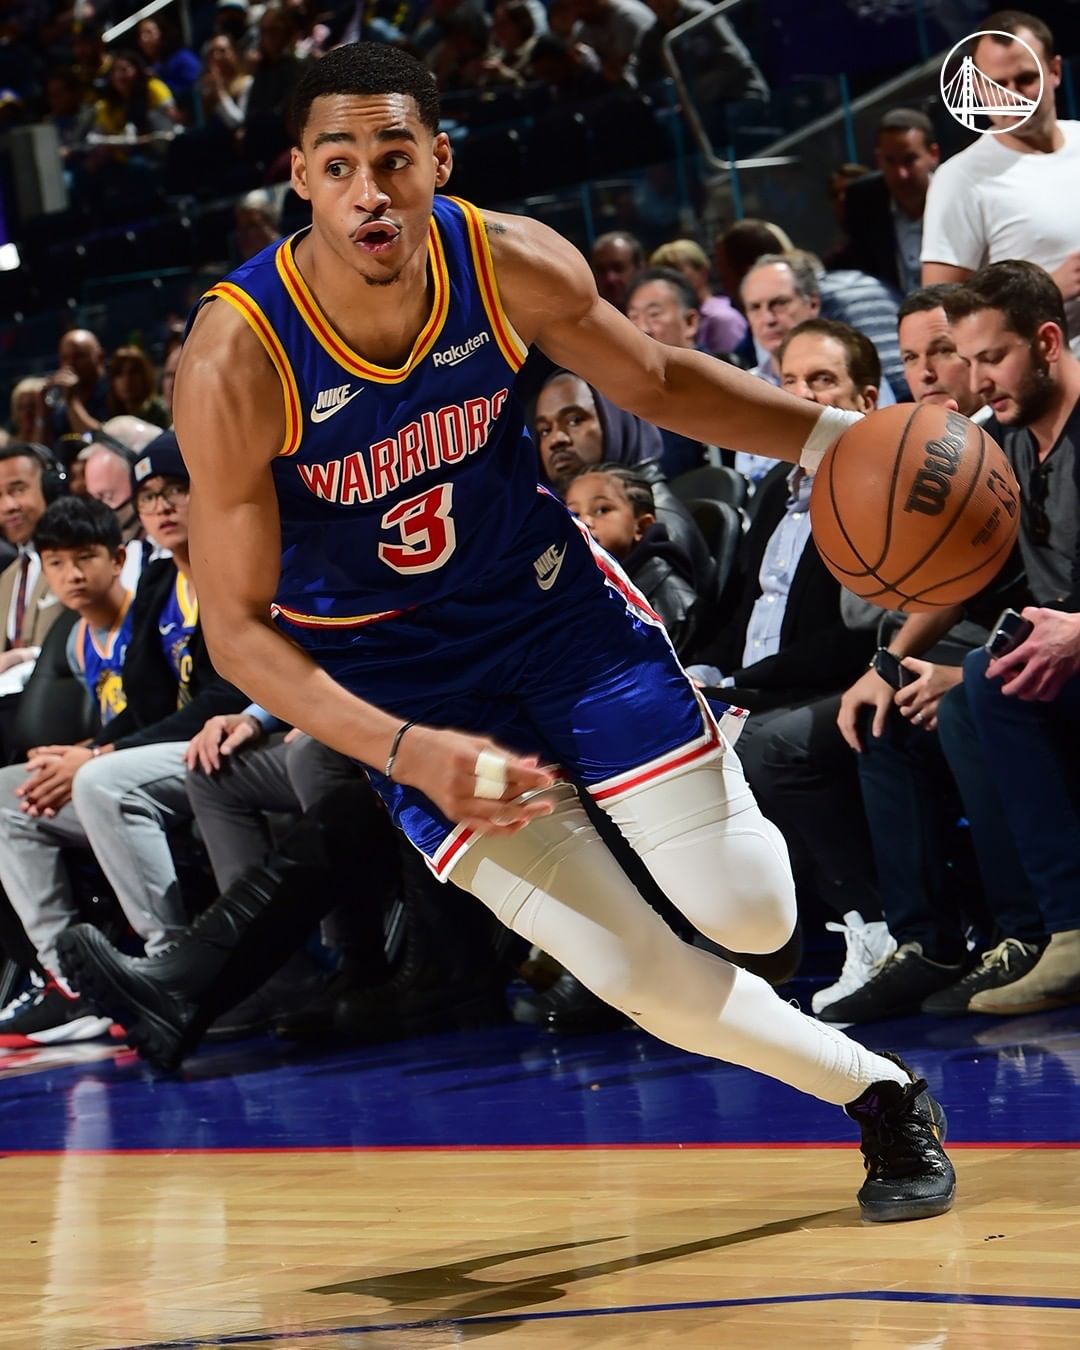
[474,749,508,800]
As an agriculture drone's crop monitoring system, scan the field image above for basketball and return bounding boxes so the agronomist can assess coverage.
[810,403,1021,613]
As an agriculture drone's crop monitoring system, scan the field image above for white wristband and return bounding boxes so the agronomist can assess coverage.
[799,406,864,474]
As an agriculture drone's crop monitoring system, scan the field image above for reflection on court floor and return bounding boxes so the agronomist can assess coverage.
[2,1013,1079,1348]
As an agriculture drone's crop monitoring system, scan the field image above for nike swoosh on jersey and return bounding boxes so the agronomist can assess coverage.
[310,388,363,422]
[535,546,567,592]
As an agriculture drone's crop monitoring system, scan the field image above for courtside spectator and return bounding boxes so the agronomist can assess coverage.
[923,11,1080,355]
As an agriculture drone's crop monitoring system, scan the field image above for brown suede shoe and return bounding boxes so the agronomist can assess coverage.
[969,929,1080,1015]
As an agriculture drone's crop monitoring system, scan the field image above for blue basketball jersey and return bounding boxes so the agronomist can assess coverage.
[157,572,199,706]
[188,195,748,878]
[199,194,537,629]
[71,592,133,725]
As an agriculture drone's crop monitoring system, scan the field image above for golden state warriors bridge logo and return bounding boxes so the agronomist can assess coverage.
[940,31,1043,134]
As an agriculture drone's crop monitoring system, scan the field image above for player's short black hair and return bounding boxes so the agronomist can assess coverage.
[944,259,1069,342]
[897,283,965,324]
[289,42,440,144]
[777,317,881,392]
[34,494,122,555]
[625,267,699,315]
[569,463,655,516]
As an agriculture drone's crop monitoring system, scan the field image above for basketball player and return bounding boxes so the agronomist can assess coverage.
[59,44,954,1221]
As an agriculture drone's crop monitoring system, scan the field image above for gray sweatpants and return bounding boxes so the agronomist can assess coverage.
[0,743,192,976]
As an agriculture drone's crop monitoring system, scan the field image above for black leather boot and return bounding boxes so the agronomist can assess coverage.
[56,783,372,1071]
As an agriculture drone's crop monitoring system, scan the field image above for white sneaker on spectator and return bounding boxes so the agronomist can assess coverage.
[811,912,896,1015]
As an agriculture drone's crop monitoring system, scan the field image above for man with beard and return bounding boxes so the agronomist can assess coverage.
[820,262,1080,1024]
[918,258,1080,1015]
[948,261,1080,606]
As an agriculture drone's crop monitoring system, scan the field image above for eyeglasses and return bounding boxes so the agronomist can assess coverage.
[1027,459,1052,547]
[135,482,189,513]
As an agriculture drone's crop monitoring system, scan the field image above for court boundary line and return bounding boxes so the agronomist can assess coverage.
[3,1141,1078,1157]
[105,1289,1080,1349]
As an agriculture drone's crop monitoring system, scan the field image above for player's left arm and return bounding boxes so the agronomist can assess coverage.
[486,210,843,468]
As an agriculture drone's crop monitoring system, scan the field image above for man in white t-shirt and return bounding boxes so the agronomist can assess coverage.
[922,10,1080,355]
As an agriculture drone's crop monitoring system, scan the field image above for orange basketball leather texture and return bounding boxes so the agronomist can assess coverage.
[809,403,1021,613]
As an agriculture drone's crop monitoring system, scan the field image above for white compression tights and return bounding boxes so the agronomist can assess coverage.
[451,748,907,1107]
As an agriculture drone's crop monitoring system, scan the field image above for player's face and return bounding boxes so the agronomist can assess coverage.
[974,30,1061,140]
[565,474,649,560]
[40,544,122,611]
[741,264,819,356]
[534,375,604,489]
[780,333,877,412]
[291,94,452,288]
[875,129,938,212]
[135,475,191,550]
[626,280,699,349]
[899,307,982,416]
[951,309,1058,426]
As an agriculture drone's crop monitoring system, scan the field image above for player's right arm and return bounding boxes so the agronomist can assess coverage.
[173,301,552,833]
[837,607,962,752]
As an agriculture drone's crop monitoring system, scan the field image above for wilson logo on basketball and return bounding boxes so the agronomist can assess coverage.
[810,402,1020,615]
[903,413,969,517]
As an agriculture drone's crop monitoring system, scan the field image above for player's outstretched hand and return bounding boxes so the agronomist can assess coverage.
[390,725,556,835]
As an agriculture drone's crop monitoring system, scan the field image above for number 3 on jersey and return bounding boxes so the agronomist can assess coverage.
[377,483,457,574]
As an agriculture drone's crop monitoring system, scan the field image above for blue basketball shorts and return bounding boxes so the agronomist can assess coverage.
[275,490,746,877]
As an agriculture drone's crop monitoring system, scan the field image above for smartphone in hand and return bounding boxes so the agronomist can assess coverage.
[984,608,1034,659]
[872,647,919,690]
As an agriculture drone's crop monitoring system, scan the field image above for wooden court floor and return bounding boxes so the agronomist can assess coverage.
[2,1015,1079,1349]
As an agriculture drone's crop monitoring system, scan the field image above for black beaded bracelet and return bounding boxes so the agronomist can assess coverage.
[384,719,416,781]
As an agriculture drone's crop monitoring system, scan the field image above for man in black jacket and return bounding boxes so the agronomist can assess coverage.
[0,432,247,1045]
[688,318,880,722]
[838,109,939,295]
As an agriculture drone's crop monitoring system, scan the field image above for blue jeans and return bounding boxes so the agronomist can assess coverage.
[857,707,972,960]
[955,647,1080,935]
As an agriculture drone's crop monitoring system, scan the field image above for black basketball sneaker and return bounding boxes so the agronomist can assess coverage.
[845,1051,956,1222]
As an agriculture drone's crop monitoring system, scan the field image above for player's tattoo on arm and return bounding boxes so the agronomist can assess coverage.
[483,219,508,236]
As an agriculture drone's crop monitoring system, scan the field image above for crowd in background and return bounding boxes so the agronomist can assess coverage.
[0,6,1079,1065]
[0,0,769,215]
